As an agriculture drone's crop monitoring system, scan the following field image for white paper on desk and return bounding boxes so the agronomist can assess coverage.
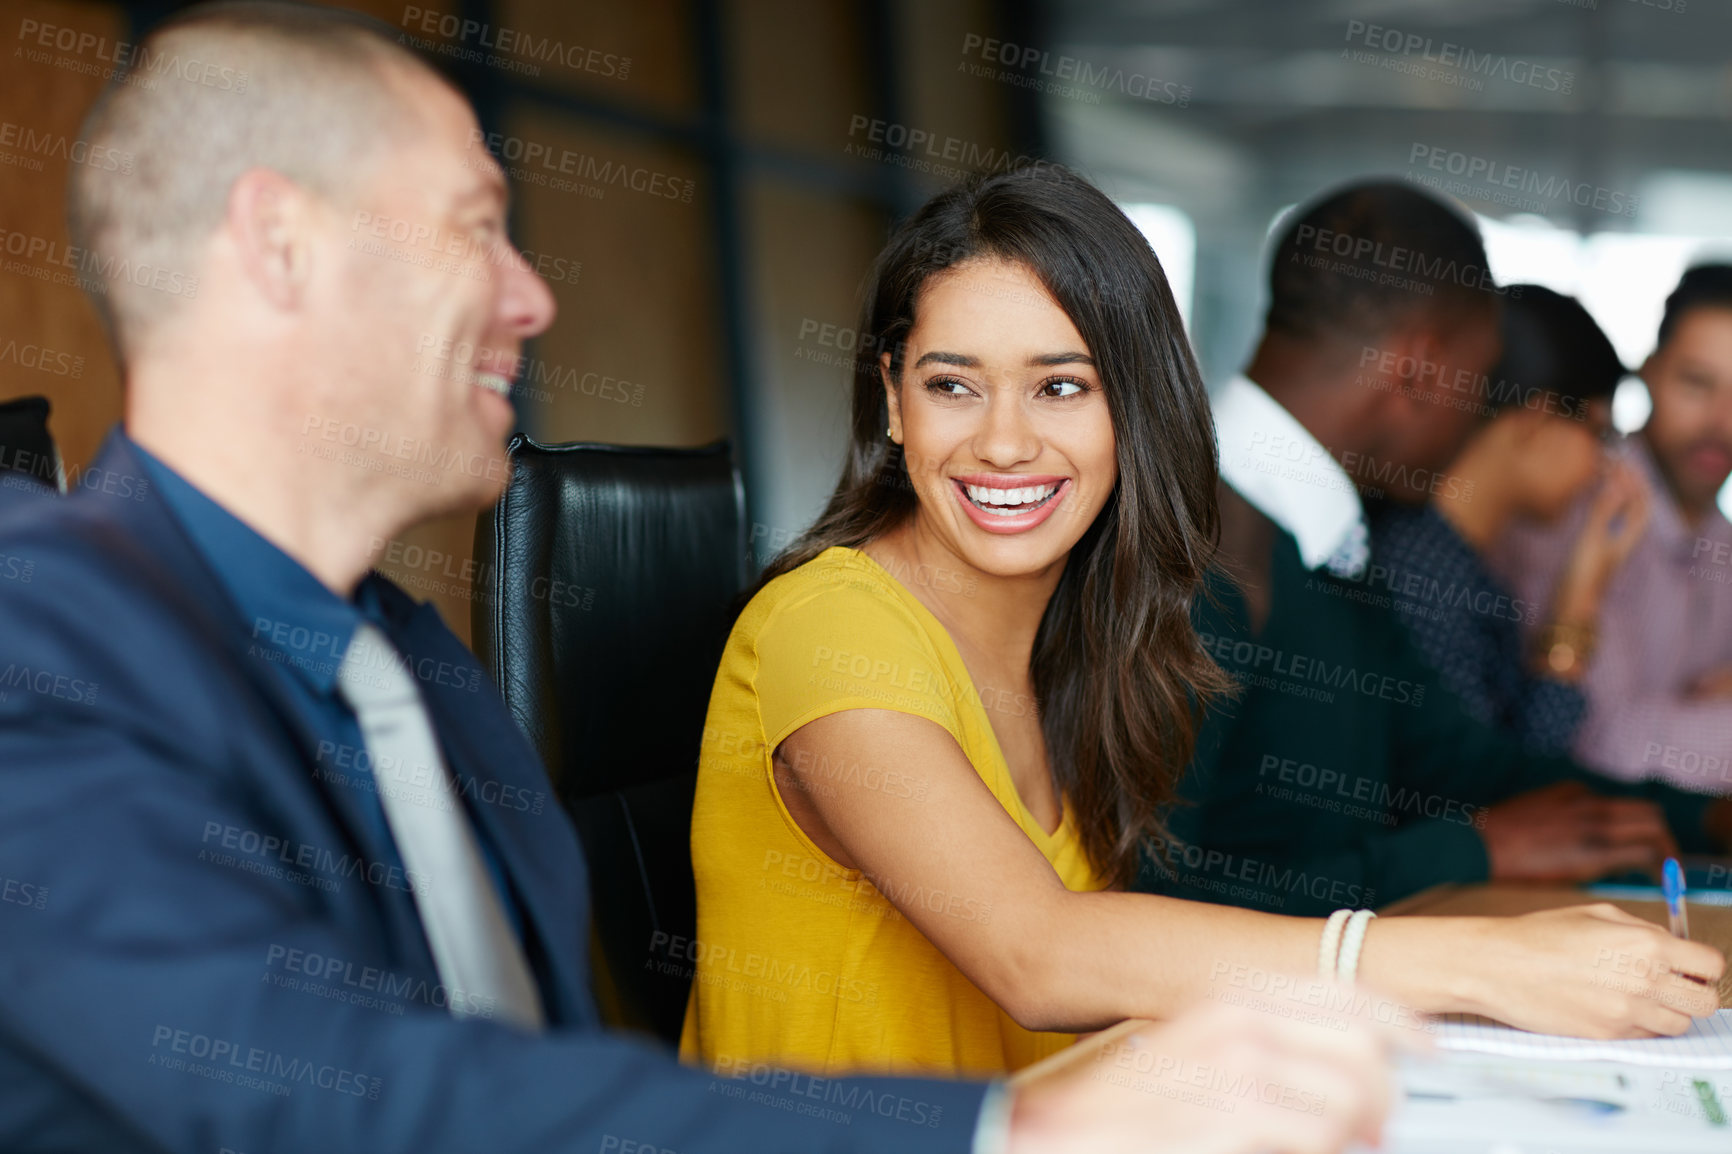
[1433,1010,1732,1068]
[1377,1054,1732,1154]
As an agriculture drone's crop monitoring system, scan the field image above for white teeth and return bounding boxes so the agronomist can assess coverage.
[963,482,1060,511]
[473,371,512,398]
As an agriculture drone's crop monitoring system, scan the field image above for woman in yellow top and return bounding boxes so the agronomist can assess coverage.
[680,165,1722,1083]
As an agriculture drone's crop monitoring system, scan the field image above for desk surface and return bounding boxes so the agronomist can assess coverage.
[1011,882,1732,1089]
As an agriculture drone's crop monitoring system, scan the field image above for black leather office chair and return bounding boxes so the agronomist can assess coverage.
[0,396,60,491]
[473,435,749,1043]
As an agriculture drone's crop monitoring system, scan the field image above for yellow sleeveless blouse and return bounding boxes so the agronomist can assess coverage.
[678,546,1106,1079]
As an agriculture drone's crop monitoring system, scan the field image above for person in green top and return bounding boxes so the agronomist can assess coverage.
[1140,180,1732,915]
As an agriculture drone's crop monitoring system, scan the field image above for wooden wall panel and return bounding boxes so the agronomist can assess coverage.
[393,0,694,116]
[0,0,1024,650]
[731,0,871,158]
[0,0,128,474]
[740,178,883,564]
[506,105,724,448]
[896,0,1011,158]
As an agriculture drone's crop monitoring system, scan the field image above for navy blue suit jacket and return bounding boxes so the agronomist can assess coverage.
[0,431,987,1153]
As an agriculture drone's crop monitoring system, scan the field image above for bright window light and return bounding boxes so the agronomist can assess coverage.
[1476,215,1582,299]
[1478,216,1732,517]
[1121,203,1196,330]
[1479,215,1732,374]
[1609,377,1652,435]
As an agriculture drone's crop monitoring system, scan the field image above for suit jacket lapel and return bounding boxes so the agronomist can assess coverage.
[92,430,593,1022]
[374,588,598,1026]
[89,431,440,974]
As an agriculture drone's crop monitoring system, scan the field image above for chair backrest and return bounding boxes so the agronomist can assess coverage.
[0,396,60,492]
[472,435,748,1042]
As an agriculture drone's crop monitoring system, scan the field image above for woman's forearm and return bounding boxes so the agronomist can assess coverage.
[1005,890,1328,1031]
[1009,891,1487,1033]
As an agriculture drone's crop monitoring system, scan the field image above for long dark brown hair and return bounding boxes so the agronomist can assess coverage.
[755,163,1231,888]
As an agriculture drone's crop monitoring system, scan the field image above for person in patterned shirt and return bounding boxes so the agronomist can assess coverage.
[1491,266,1732,793]
[1367,285,1643,755]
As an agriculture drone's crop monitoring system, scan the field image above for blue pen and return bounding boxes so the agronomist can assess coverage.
[1663,856,1691,940]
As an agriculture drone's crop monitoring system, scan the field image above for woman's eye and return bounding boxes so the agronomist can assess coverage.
[1041,377,1088,398]
[925,376,975,397]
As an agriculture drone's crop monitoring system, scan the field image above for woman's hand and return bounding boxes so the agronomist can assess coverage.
[1006,986,1410,1154]
[1551,460,1650,629]
[1457,904,1723,1037]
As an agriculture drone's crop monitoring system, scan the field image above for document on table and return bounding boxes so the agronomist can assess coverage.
[1382,1053,1732,1154]
[1433,1010,1732,1069]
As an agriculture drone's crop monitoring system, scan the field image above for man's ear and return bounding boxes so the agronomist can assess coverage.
[881,351,901,442]
[1377,324,1453,415]
[227,167,312,311]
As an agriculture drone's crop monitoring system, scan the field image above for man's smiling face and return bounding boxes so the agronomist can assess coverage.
[312,61,555,516]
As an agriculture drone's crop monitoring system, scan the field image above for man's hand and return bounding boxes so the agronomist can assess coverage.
[1479,782,1677,883]
[1005,985,1409,1154]
[1705,798,1732,851]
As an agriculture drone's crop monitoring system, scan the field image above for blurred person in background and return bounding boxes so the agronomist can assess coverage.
[1367,286,1645,756]
[1137,181,1732,921]
[1493,265,1732,796]
[680,165,1723,1098]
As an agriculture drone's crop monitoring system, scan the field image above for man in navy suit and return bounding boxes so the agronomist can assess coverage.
[0,5,1396,1152]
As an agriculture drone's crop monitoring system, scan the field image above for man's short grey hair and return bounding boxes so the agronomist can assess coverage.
[67,1,445,360]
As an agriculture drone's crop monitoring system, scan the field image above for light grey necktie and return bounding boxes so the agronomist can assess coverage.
[336,621,545,1031]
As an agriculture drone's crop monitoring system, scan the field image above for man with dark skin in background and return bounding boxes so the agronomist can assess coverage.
[1139,182,1732,916]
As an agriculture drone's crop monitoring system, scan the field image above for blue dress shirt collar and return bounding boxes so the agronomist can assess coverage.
[128,437,367,698]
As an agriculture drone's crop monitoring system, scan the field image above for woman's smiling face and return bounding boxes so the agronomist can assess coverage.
[883,257,1119,578]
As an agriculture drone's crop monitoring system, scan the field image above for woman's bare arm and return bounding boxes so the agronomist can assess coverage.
[777,707,1724,1036]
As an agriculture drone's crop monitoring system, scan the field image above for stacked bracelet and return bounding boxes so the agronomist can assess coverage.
[1317,909,1351,979]
[1317,908,1377,984]
[1336,910,1377,985]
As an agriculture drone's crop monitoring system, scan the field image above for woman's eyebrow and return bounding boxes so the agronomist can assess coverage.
[913,351,981,369]
[912,350,1096,369]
